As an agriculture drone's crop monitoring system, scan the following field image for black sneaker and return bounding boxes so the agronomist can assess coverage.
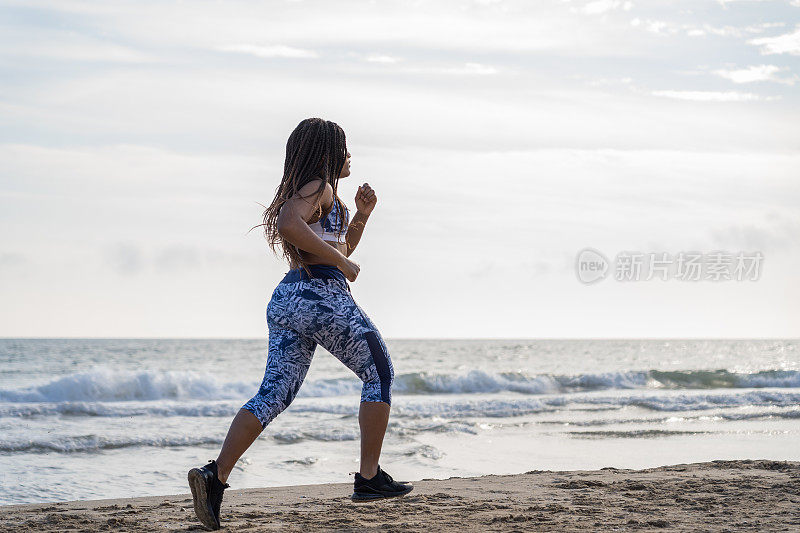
[351,465,414,502]
[188,460,230,530]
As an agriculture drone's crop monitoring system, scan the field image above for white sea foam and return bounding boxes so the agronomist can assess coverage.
[6,389,778,420]
[0,434,225,454]
[0,368,255,403]
[290,390,800,418]
[2,368,798,406]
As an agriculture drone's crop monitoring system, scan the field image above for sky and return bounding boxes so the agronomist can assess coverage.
[0,0,798,338]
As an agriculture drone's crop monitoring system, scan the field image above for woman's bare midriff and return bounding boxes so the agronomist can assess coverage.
[292,240,347,269]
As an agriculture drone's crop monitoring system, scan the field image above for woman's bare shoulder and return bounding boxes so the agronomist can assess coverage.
[293,179,332,207]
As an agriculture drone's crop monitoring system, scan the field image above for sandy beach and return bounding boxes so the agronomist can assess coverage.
[3,459,799,532]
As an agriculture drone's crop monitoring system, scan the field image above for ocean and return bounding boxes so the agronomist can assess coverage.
[1,338,798,505]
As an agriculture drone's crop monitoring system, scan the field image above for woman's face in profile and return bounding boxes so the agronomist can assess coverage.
[339,150,351,179]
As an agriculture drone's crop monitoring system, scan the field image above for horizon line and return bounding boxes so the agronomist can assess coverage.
[1,336,798,341]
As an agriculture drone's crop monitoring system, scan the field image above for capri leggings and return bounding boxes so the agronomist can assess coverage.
[242,264,395,428]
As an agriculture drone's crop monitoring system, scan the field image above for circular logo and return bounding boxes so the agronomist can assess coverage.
[575,248,609,284]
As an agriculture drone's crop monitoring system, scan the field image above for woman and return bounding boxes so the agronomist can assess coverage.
[188,118,412,530]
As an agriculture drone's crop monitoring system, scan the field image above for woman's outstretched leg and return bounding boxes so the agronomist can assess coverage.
[189,325,315,529]
[215,408,263,483]
[231,325,316,476]
[359,401,390,479]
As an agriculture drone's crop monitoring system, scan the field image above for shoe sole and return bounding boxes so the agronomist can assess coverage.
[188,468,220,530]
[351,485,414,502]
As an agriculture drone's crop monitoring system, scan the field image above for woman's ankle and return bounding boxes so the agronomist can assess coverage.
[215,459,231,483]
[359,466,378,479]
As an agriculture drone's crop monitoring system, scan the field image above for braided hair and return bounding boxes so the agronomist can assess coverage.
[251,118,349,277]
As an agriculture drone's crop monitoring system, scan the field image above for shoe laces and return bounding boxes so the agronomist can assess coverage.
[379,467,394,484]
[351,467,394,483]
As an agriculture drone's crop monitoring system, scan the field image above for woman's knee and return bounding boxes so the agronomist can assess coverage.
[241,387,296,428]
[245,327,314,427]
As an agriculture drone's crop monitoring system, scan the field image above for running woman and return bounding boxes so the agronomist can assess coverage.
[188,118,412,530]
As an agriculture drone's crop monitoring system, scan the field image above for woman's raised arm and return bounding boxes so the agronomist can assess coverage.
[277,180,360,281]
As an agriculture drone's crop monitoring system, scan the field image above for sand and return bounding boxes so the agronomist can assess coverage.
[4,459,799,532]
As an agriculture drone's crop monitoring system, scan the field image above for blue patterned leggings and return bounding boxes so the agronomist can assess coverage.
[242,265,394,428]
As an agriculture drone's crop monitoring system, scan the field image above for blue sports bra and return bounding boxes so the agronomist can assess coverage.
[308,198,349,244]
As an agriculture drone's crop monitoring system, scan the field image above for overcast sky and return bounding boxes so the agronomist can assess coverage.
[0,0,798,338]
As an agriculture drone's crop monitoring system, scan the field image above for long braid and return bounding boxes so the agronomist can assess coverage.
[249,118,348,277]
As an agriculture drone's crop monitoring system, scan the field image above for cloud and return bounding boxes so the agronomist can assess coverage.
[104,242,144,275]
[743,22,787,34]
[718,65,781,83]
[3,0,647,57]
[102,242,255,275]
[714,64,797,85]
[748,25,800,55]
[629,18,680,35]
[715,0,773,6]
[579,0,634,15]
[0,29,153,63]
[584,76,634,86]
[364,54,401,63]
[376,61,499,75]
[154,245,202,272]
[710,215,800,253]
[631,19,786,38]
[714,65,798,85]
[651,90,764,101]
[0,143,263,198]
[151,245,253,272]
[215,44,319,59]
[700,23,772,37]
[440,62,498,75]
[0,252,27,268]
